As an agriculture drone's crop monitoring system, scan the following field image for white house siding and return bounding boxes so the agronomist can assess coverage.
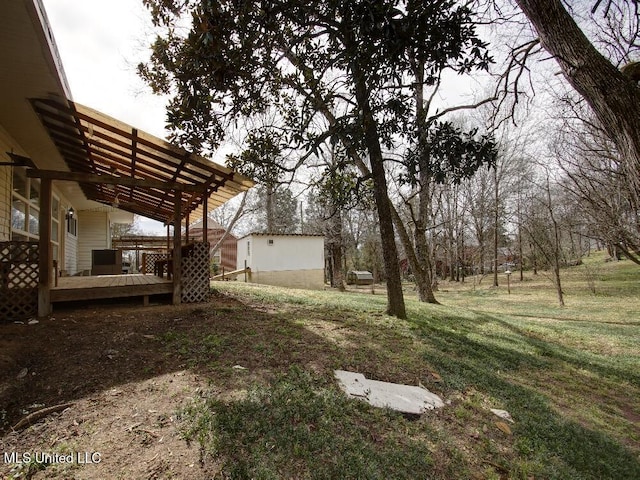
[64,230,78,275]
[77,210,110,273]
[237,234,325,290]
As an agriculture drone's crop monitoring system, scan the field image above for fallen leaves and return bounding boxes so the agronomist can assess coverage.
[495,421,512,435]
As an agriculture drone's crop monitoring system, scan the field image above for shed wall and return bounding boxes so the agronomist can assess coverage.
[237,235,325,290]
[249,269,325,290]
[239,235,324,271]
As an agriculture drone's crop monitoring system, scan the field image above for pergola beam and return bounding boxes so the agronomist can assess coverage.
[27,169,205,193]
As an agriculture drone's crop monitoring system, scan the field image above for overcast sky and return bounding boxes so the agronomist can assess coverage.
[43,0,179,233]
[44,0,167,137]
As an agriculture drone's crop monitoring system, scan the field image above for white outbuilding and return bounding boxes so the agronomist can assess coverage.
[237,233,325,290]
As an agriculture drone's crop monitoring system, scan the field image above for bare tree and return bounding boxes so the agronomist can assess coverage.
[513,0,640,205]
[520,165,566,306]
[553,108,640,264]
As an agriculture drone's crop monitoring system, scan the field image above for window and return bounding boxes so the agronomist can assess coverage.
[268,239,274,246]
[11,198,26,231]
[247,241,251,256]
[51,197,60,262]
[52,197,60,218]
[28,207,39,235]
[11,169,62,253]
[67,216,77,236]
[11,169,39,240]
[29,179,40,204]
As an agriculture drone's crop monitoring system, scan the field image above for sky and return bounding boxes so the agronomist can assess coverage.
[44,0,167,137]
[43,0,173,234]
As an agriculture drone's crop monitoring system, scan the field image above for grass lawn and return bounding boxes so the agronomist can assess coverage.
[176,252,639,479]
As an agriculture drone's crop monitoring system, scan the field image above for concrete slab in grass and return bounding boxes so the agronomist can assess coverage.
[334,370,444,415]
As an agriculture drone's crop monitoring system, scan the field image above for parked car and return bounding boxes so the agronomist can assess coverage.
[122,261,132,274]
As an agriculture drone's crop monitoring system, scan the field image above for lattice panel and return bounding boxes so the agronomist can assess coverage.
[0,242,39,323]
[144,253,170,276]
[181,242,210,303]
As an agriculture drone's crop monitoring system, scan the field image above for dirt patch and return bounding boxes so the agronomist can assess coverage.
[1,371,207,479]
[0,296,253,479]
[0,292,365,479]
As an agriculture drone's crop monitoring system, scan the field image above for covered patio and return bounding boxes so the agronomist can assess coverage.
[24,98,253,316]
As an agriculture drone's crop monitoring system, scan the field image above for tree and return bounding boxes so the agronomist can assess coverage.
[520,166,566,306]
[225,128,301,233]
[140,0,493,318]
[398,120,497,301]
[248,185,299,234]
[207,190,250,259]
[552,108,640,264]
[513,0,640,204]
[111,215,142,238]
[305,144,370,290]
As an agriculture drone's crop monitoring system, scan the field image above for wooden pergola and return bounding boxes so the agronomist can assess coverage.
[27,98,254,315]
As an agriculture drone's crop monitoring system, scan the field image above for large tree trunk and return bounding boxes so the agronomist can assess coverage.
[545,176,565,306]
[515,0,640,204]
[288,47,436,305]
[413,226,438,303]
[409,58,439,303]
[354,75,407,319]
[328,210,346,291]
[285,49,406,317]
[493,166,499,287]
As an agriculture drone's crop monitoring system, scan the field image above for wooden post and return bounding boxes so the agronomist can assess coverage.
[185,213,190,243]
[141,252,147,274]
[38,178,52,317]
[203,194,208,242]
[172,195,182,305]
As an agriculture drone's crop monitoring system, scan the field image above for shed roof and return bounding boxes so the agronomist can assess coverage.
[349,271,373,277]
[239,232,325,240]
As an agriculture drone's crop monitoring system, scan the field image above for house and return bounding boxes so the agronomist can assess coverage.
[0,0,253,321]
[188,219,238,273]
[237,233,325,290]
